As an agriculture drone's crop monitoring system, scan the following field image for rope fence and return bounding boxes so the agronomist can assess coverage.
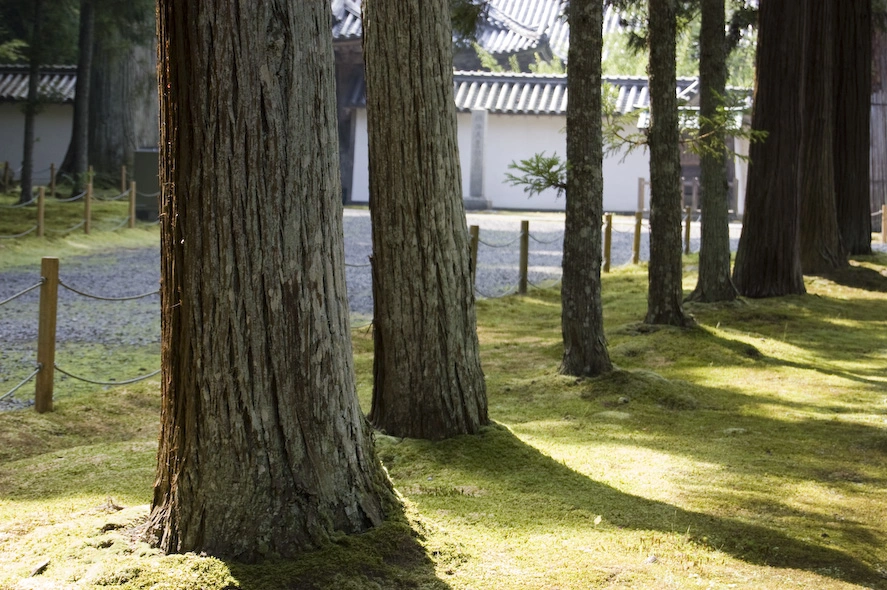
[0,257,161,412]
[1,163,147,240]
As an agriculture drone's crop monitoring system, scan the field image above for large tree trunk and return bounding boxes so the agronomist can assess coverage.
[733,0,806,297]
[59,0,94,194]
[364,0,489,440]
[89,32,158,174]
[146,0,395,562]
[561,0,612,376]
[18,0,44,205]
[834,0,872,255]
[687,0,737,303]
[645,0,690,326]
[798,0,846,274]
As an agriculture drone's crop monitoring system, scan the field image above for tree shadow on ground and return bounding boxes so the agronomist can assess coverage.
[817,261,887,293]
[409,424,886,589]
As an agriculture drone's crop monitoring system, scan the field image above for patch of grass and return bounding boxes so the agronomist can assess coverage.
[0,190,159,271]
[2,249,887,589]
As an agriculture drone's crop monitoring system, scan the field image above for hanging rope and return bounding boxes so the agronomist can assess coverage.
[0,365,42,402]
[0,198,36,209]
[0,279,44,307]
[45,220,86,234]
[136,190,161,198]
[475,283,520,299]
[477,234,522,248]
[0,226,38,239]
[55,190,88,203]
[54,364,161,386]
[96,189,131,202]
[528,231,564,245]
[58,280,160,301]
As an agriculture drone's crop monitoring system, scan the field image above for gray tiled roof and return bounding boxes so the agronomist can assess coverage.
[331,0,362,40]
[345,70,701,116]
[0,65,76,103]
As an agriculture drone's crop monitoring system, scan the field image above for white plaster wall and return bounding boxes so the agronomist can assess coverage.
[352,108,653,213]
[0,104,72,183]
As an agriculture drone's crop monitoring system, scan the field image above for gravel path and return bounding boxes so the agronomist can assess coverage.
[2,208,884,403]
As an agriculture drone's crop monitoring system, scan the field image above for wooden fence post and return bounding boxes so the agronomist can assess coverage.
[469,225,479,289]
[129,181,137,228]
[36,257,59,413]
[882,205,887,244]
[121,165,127,194]
[49,163,56,199]
[632,211,643,264]
[84,181,92,234]
[603,213,612,273]
[37,186,45,238]
[637,177,647,212]
[684,205,692,255]
[519,220,529,294]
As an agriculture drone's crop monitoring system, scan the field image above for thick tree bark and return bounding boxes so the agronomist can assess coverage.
[733,0,806,297]
[89,32,158,173]
[561,0,612,376]
[364,0,489,440]
[19,0,44,205]
[834,0,872,255]
[146,0,395,562]
[59,0,94,193]
[798,0,846,274]
[645,0,690,326]
[687,0,737,303]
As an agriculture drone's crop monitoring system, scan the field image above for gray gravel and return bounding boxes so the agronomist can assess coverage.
[2,208,884,405]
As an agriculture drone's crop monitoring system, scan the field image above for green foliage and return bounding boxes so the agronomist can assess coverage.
[472,42,504,72]
[0,39,26,61]
[528,52,565,74]
[451,0,488,41]
[504,152,568,198]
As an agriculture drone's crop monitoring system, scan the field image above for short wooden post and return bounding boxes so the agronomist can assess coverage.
[84,181,92,234]
[684,205,692,255]
[37,186,46,238]
[637,177,647,212]
[632,211,643,264]
[882,205,887,244]
[603,213,612,273]
[129,181,136,228]
[519,220,529,294]
[36,257,59,413]
[49,163,56,199]
[469,225,479,288]
[121,164,127,194]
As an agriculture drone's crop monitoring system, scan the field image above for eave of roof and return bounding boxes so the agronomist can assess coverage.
[0,65,77,103]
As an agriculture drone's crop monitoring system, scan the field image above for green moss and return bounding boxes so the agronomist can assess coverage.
[1,249,887,588]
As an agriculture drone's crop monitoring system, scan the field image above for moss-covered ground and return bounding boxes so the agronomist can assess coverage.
[0,225,885,588]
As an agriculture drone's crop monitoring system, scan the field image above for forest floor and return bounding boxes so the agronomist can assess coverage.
[0,196,886,589]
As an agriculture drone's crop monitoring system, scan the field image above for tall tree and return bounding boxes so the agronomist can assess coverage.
[58,0,94,194]
[363,0,489,440]
[687,0,737,302]
[798,0,846,274]
[834,0,872,255]
[645,0,691,325]
[732,0,805,297]
[561,0,613,376]
[146,0,395,561]
[88,1,157,175]
[18,0,44,204]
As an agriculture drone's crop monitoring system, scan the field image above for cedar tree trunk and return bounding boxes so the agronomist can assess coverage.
[798,0,847,274]
[364,0,489,440]
[687,0,737,302]
[59,0,93,194]
[733,0,806,297]
[645,0,690,326]
[561,0,613,376]
[834,0,872,255]
[18,0,43,205]
[146,0,395,562]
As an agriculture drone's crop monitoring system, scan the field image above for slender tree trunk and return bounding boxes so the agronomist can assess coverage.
[733,0,806,297]
[798,0,846,274]
[89,29,158,173]
[687,0,737,303]
[834,0,872,255]
[364,0,489,440]
[19,0,44,205]
[146,0,395,562]
[561,0,612,376]
[59,0,94,193]
[645,0,690,326]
